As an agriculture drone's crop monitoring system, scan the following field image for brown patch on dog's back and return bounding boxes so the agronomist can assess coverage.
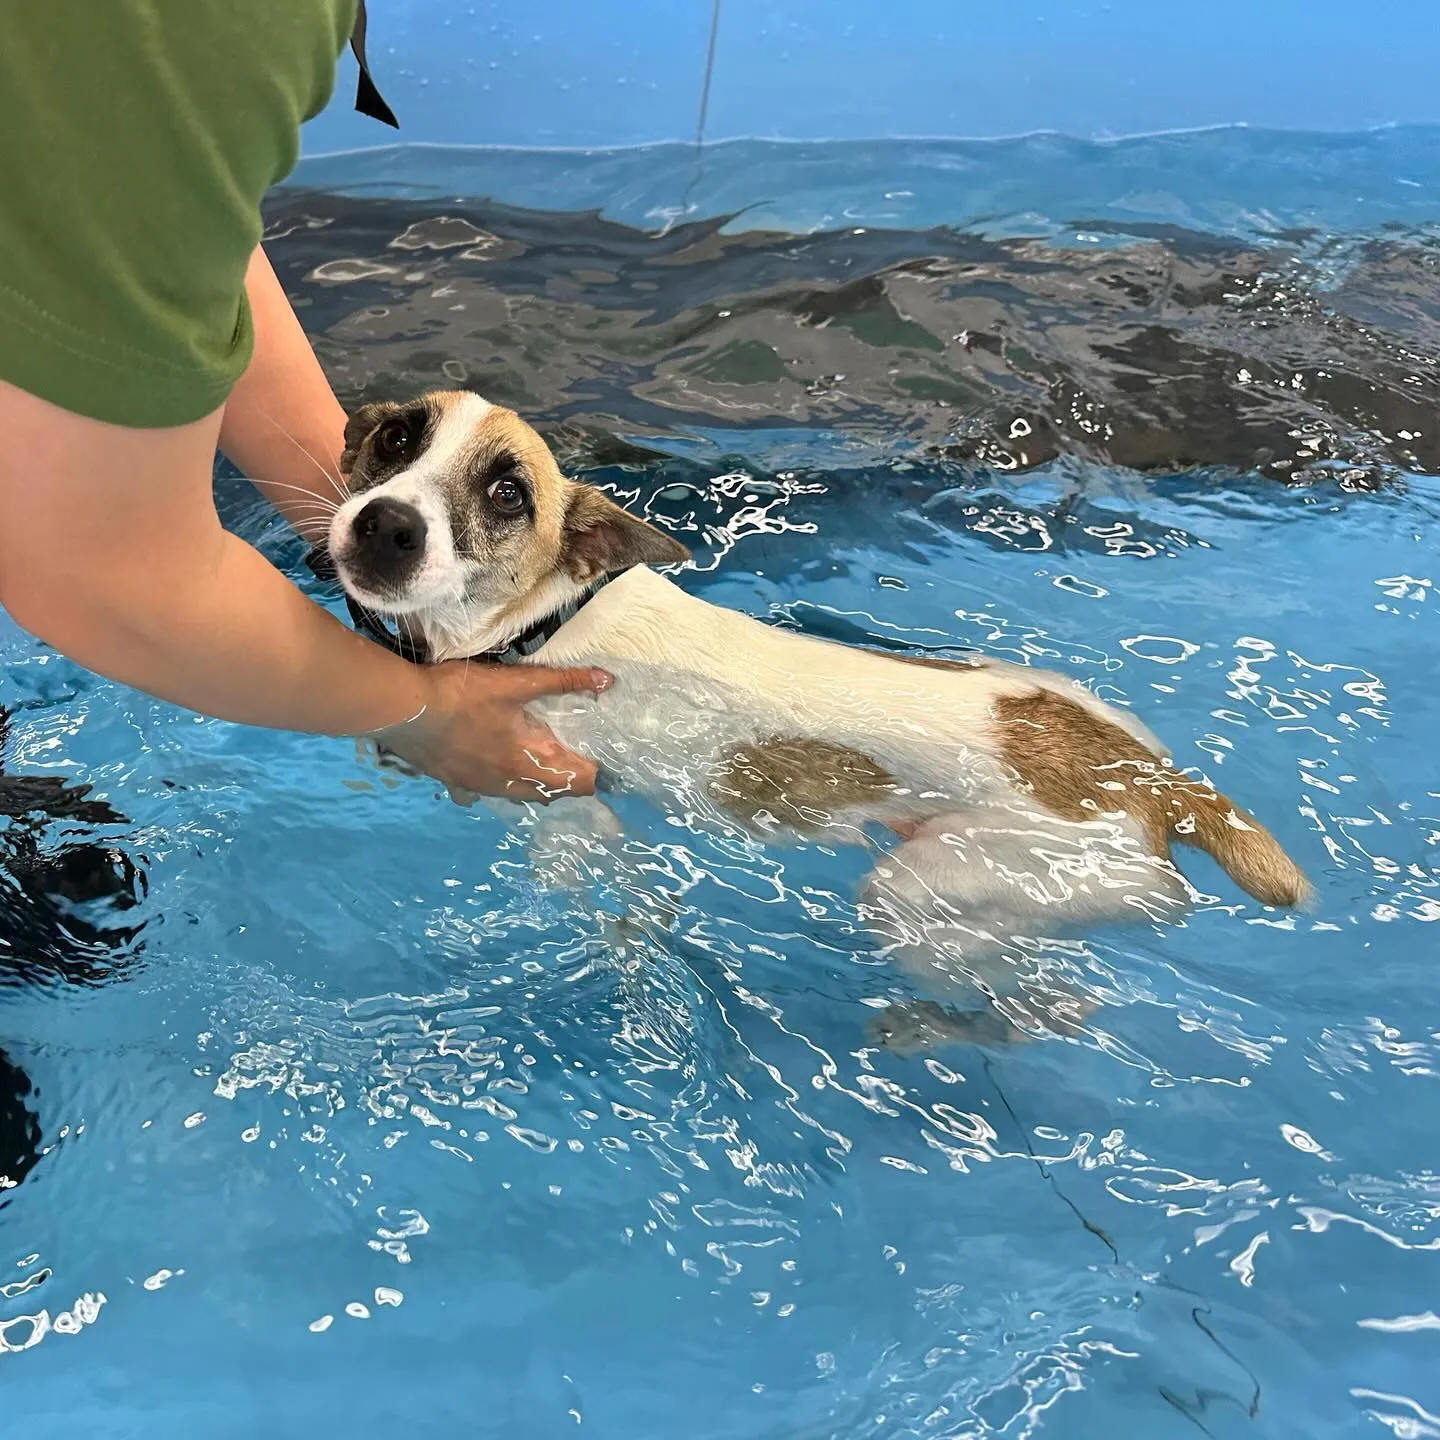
[994,690,1171,850]
[711,737,897,835]
[882,651,982,675]
[993,689,1309,907]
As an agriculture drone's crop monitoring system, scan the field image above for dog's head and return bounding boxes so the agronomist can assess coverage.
[326,391,689,658]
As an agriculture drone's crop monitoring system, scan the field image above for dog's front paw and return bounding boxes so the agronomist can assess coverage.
[528,797,626,893]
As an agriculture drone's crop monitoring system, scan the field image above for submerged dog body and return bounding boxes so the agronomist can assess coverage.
[326,390,1308,1043]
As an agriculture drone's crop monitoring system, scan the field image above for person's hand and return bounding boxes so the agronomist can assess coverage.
[375,660,611,803]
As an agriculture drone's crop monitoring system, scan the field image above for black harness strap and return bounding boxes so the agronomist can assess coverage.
[343,583,608,667]
[304,540,607,667]
[349,0,399,129]
[345,595,429,664]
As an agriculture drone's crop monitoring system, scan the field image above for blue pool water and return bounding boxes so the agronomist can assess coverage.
[4,132,1440,1437]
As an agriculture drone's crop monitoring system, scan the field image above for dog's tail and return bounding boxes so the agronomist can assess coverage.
[988,687,1310,910]
[1164,774,1311,909]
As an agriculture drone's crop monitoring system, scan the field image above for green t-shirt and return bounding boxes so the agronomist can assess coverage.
[0,0,357,428]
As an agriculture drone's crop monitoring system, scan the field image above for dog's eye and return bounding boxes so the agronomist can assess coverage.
[487,474,528,516]
[374,418,412,461]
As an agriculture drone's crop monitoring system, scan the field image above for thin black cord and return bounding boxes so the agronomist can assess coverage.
[679,0,723,221]
[694,0,722,147]
[982,1052,1119,1264]
[982,1051,1261,1423]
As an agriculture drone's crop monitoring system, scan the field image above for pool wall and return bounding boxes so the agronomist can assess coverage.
[302,0,1439,154]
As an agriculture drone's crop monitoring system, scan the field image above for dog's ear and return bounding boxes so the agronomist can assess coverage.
[340,401,401,475]
[560,486,690,585]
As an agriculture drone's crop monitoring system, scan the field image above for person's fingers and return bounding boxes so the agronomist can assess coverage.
[508,737,597,802]
[515,712,597,792]
[502,664,614,701]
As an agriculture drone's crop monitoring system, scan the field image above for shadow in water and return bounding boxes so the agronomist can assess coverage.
[0,707,147,1202]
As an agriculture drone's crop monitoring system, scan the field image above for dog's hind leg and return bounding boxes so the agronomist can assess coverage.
[867,998,1035,1055]
[857,805,1184,1052]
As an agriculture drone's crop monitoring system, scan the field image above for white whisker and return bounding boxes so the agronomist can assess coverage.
[257,480,344,517]
[256,411,350,503]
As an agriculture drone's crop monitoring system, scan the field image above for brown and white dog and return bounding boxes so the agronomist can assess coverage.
[323,390,1310,1050]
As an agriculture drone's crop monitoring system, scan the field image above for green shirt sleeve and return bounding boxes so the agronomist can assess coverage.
[0,1,357,428]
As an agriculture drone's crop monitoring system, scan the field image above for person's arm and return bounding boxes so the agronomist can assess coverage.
[0,8,608,802]
[0,377,606,800]
[218,247,349,540]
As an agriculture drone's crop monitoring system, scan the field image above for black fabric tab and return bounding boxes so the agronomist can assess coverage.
[349,0,399,129]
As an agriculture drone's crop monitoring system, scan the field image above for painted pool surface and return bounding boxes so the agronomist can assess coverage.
[3,132,1439,1437]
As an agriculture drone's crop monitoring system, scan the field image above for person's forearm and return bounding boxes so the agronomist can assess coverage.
[4,522,430,736]
[0,376,430,738]
[219,247,349,540]
[0,374,604,800]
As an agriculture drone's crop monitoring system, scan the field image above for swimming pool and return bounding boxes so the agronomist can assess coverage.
[3,129,1439,1438]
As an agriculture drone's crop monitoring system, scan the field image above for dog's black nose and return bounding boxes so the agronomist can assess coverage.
[353,497,427,557]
